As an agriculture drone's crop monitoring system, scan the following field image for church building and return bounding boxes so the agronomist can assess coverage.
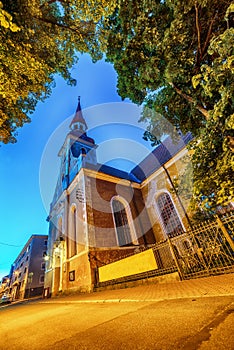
[44,98,192,296]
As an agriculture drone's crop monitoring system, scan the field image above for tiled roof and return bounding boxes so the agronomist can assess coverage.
[130,132,193,182]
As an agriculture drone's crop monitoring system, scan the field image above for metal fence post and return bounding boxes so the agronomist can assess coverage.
[216,215,234,252]
[167,238,184,280]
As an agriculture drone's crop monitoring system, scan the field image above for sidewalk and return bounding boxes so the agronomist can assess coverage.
[43,273,234,303]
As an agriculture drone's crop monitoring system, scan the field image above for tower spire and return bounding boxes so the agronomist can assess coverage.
[76,96,81,111]
[69,96,87,131]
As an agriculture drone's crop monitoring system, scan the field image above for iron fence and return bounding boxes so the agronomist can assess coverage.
[170,212,234,279]
[96,212,234,287]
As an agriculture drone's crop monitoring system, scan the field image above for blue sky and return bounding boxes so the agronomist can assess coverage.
[0,54,153,279]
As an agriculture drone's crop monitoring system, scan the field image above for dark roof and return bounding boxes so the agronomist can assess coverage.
[82,133,192,184]
[84,162,141,183]
[130,132,193,182]
[99,164,141,183]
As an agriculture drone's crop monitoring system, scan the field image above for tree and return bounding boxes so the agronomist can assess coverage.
[0,0,116,143]
[101,0,234,213]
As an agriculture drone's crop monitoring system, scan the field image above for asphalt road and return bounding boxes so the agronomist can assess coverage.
[0,296,234,350]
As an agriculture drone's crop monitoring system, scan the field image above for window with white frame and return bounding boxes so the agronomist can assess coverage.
[156,192,184,237]
[111,197,137,246]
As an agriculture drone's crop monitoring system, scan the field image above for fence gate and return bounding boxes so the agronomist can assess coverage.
[170,213,234,279]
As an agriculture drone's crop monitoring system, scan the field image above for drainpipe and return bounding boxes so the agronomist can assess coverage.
[130,181,147,247]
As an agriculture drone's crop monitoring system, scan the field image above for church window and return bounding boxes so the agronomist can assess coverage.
[58,217,63,239]
[69,206,77,257]
[111,197,137,246]
[182,240,191,250]
[156,192,183,237]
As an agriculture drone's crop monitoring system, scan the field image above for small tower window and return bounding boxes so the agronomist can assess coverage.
[80,148,86,156]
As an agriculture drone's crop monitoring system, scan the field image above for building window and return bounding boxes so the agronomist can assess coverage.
[42,251,47,257]
[24,267,27,274]
[69,206,77,258]
[69,270,75,281]
[44,240,48,246]
[156,192,184,237]
[111,197,136,246]
[39,275,45,284]
[57,217,63,239]
[80,148,86,156]
[182,240,191,250]
[41,262,46,270]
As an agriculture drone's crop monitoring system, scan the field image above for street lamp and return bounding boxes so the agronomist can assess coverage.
[43,254,50,261]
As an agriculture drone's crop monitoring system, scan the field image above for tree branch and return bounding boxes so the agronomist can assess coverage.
[202,12,218,57]
[169,82,209,120]
[33,15,94,37]
[40,0,67,9]
[195,2,202,59]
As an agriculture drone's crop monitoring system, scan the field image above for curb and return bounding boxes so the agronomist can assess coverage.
[39,292,234,305]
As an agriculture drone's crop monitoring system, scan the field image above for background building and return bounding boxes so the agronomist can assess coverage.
[7,234,48,300]
[0,275,10,297]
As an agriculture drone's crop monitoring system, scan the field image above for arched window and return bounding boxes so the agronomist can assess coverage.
[156,192,184,237]
[80,148,86,156]
[58,217,63,239]
[111,197,137,246]
[69,206,77,257]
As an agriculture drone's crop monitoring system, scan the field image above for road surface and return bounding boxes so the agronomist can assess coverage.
[0,296,234,350]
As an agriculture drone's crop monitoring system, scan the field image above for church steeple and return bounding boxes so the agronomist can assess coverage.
[69,96,87,132]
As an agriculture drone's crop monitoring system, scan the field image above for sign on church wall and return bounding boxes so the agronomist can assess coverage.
[98,249,158,282]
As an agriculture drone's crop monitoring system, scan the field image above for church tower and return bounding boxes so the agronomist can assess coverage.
[53,97,97,204]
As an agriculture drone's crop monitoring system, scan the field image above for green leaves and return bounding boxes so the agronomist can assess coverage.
[101,0,234,215]
[0,0,117,143]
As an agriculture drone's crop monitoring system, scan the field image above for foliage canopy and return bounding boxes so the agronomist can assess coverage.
[101,0,234,212]
[0,0,233,214]
[0,0,115,143]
